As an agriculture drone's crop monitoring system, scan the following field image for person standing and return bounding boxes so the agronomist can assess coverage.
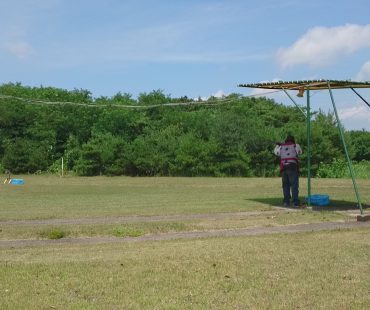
[274,135,302,207]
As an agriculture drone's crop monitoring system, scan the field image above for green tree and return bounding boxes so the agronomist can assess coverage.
[74,132,128,176]
[2,138,52,173]
[128,125,181,176]
[171,133,220,176]
[349,130,370,161]
[138,90,169,106]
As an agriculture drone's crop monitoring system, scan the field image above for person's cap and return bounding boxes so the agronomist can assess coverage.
[285,134,295,142]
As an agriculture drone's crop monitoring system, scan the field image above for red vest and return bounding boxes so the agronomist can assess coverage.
[279,142,298,172]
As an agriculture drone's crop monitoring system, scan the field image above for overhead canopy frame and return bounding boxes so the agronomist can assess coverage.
[238,79,370,214]
[238,79,370,90]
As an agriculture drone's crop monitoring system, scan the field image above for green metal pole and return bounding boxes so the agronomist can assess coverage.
[306,89,311,207]
[327,82,363,214]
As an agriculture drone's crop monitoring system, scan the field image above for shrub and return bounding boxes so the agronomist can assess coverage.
[317,158,348,178]
[317,159,370,179]
[112,226,144,238]
[39,228,65,239]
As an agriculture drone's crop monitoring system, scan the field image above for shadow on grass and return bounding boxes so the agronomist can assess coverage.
[248,197,369,211]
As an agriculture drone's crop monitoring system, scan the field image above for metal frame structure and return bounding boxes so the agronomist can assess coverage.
[238,79,370,214]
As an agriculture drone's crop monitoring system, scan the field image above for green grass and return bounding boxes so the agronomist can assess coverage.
[1,229,370,309]
[1,222,191,240]
[0,210,349,240]
[1,175,369,221]
[1,176,369,240]
[112,226,144,238]
[38,228,65,240]
[0,176,277,220]
[1,176,370,309]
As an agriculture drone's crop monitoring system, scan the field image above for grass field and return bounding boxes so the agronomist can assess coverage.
[1,175,369,220]
[1,176,276,220]
[1,176,370,309]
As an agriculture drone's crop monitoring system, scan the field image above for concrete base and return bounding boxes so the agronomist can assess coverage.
[357,215,370,222]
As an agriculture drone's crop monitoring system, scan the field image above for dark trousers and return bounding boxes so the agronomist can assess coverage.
[282,168,299,205]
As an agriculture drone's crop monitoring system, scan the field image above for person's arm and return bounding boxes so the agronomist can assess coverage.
[295,144,303,155]
[274,144,281,156]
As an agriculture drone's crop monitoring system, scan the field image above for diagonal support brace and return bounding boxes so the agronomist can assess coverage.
[328,82,363,214]
[350,88,370,108]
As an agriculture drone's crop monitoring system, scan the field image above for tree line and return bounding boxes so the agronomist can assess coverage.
[0,82,369,177]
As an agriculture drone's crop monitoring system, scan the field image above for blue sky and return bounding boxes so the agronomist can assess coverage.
[1,0,370,130]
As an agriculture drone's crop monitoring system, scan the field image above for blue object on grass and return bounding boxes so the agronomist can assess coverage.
[10,179,25,185]
[306,194,330,206]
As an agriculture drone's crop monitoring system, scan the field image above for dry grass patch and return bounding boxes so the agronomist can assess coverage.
[1,228,370,309]
[0,210,350,240]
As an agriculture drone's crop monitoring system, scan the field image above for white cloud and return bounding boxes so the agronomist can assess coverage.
[356,61,370,81]
[277,24,370,68]
[193,90,227,101]
[193,96,209,101]
[4,40,35,59]
[339,103,370,131]
[339,104,369,120]
[213,90,226,98]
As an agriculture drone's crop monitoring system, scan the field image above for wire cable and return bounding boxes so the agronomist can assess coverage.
[0,89,284,109]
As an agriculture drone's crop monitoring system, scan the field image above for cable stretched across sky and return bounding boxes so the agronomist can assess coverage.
[0,89,283,110]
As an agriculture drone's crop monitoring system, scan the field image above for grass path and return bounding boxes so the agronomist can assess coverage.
[1,216,370,248]
[0,209,293,226]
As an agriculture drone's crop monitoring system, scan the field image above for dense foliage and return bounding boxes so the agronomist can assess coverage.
[316,158,370,179]
[0,82,369,177]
